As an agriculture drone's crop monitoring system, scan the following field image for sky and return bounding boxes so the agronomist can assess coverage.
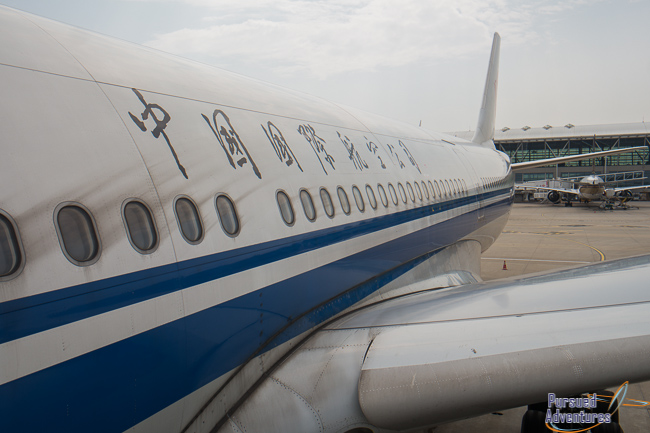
[2,0,649,133]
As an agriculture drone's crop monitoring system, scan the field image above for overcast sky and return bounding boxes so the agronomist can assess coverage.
[3,0,649,132]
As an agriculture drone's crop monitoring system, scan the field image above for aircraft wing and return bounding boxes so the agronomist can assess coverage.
[329,255,650,430]
[614,184,650,193]
[515,184,581,196]
[511,146,647,171]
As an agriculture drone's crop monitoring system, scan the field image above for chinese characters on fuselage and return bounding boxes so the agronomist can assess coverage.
[399,140,421,174]
[337,132,369,171]
[128,88,188,179]
[364,137,386,169]
[261,121,302,172]
[203,109,262,179]
[298,124,335,175]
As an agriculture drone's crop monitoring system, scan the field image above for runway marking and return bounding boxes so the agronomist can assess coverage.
[481,258,591,264]
[500,231,606,261]
[538,234,606,261]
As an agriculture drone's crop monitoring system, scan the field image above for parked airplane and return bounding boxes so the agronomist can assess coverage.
[521,172,649,207]
[2,6,650,433]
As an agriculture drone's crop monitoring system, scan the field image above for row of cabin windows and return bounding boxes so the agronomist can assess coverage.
[275,178,469,226]
[0,195,233,277]
[481,177,508,190]
[0,177,471,279]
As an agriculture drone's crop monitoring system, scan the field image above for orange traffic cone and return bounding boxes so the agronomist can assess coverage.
[502,261,508,270]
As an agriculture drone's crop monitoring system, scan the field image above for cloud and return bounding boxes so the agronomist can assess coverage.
[139,0,593,78]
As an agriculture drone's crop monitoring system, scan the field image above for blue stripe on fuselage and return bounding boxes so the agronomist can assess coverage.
[1,190,508,344]
[0,193,511,433]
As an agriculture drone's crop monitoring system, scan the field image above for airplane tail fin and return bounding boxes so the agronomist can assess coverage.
[472,32,501,146]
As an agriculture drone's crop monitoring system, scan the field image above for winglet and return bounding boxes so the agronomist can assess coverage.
[472,33,501,146]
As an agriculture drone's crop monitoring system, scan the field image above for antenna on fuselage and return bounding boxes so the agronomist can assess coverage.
[472,32,501,147]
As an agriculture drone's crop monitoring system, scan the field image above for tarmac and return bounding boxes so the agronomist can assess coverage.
[432,200,650,433]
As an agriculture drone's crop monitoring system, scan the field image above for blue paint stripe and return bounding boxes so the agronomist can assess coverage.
[0,190,509,344]
[0,198,511,433]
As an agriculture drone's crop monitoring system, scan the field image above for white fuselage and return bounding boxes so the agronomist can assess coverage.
[0,6,513,433]
[578,174,607,201]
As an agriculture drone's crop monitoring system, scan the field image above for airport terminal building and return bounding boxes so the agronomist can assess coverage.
[453,122,650,195]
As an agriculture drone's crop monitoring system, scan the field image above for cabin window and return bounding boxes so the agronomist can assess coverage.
[406,182,415,202]
[434,180,442,198]
[427,181,435,199]
[337,187,351,215]
[414,181,423,201]
[352,185,365,212]
[463,179,468,193]
[421,181,428,200]
[174,197,203,244]
[388,183,398,205]
[0,212,23,279]
[300,189,317,222]
[56,204,101,265]
[123,201,159,253]
[320,188,335,218]
[366,184,377,209]
[276,190,295,226]
[451,180,457,196]
[377,184,389,207]
[397,183,407,203]
[216,194,241,236]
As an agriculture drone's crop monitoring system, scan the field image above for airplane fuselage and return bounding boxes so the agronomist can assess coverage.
[0,7,514,433]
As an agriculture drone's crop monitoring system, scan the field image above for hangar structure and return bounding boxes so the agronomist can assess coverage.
[453,122,650,186]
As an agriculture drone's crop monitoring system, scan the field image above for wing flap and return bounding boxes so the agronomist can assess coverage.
[348,255,650,430]
[359,335,650,430]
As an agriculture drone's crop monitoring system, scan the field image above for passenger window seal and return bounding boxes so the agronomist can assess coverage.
[299,189,317,222]
[337,186,351,215]
[173,195,204,245]
[0,210,25,281]
[122,199,160,255]
[320,187,335,219]
[365,184,378,209]
[352,185,365,213]
[397,182,407,203]
[377,183,389,207]
[54,202,102,267]
[276,190,295,227]
[215,193,242,237]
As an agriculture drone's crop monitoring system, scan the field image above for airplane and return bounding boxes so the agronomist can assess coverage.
[2,5,650,433]
[517,172,650,208]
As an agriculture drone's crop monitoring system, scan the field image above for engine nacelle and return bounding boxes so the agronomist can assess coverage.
[604,189,616,199]
[617,190,634,201]
[547,191,561,204]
